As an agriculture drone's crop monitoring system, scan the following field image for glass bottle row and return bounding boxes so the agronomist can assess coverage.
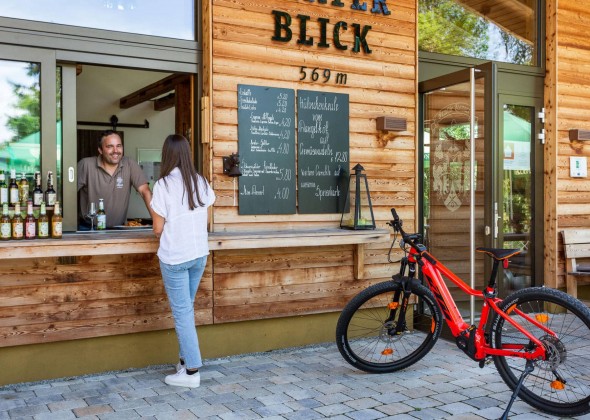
[0,200,63,240]
[0,169,57,207]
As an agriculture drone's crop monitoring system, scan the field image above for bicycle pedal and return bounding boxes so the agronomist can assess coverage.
[478,358,492,368]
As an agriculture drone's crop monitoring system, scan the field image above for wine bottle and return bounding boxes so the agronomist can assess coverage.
[24,200,36,240]
[0,203,11,240]
[51,201,63,239]
[32,171,44,206]
[0,171,8,205]
[45,171,57,206]
[11,202,23,240]
[8,169,19,206]
[18,172,29,206]
[97,198,106,230]
[37,201,49,239]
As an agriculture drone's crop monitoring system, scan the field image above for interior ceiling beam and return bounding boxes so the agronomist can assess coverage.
[154,93,176,111]
[119,74,189,109]
[455,0,535,44]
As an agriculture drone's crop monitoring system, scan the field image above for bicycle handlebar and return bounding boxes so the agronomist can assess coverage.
[388,208,434,263]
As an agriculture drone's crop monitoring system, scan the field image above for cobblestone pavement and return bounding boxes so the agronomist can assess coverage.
[1,339,589,420]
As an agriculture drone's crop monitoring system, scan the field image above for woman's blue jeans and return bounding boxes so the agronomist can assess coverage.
[159,255,207,369]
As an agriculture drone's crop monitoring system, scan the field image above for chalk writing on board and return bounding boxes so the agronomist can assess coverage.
[297,90,350,214]
[238,85,296,215]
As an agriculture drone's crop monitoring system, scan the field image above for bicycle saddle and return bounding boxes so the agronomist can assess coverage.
[476,247,521,261]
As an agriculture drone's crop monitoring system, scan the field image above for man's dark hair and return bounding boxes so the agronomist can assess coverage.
[98,130,119,148]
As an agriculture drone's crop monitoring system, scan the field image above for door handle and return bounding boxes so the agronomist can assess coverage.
[68,167,75,183]
[494,202,501,239]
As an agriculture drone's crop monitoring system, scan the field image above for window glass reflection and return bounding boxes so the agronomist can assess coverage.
[419,0,536,66]
[1,0,194,40]
[0,60,41,176]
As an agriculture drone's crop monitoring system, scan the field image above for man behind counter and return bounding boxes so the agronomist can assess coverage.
[78,130,153,229]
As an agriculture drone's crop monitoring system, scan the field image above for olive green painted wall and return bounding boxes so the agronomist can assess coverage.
[0,312,340,386]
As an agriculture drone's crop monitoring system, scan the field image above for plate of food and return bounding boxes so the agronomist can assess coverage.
[113,218,153,230]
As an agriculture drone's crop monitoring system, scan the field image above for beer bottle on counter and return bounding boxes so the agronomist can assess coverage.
[18,172,29,206]
[0,203,11,240]
[8,169,19,206]
[37,201,49,239]
[0,171,8,205]
[24,200,36,239]
[45,171,57,206]
[51,201,63,239]
[97,198,106,230]
[11,202,23,240]
[32,171,44,206]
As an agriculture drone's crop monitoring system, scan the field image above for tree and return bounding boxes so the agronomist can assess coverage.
[419,0,490,59]
[5,63,41,143]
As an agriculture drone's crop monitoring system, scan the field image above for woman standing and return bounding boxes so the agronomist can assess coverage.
[151,134,215,388]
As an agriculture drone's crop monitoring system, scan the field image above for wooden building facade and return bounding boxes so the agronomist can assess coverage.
[0,0,589,385]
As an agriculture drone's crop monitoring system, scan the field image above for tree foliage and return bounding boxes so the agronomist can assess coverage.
[5,63,41,143]
[419,0,489,59]
[419,0,534,65]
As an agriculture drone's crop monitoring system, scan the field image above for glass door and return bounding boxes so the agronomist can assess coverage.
[420,63,494,321]
[498,95,543,295]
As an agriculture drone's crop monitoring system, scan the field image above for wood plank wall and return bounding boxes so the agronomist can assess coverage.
[553,1,590,288]
[0,254,213,347]
[209,0,417,322]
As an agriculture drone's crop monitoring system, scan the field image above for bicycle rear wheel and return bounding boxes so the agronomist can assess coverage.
[490,287,590,416]
[336,276,443,373]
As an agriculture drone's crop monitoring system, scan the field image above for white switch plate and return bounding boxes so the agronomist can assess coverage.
[570,156,588,178]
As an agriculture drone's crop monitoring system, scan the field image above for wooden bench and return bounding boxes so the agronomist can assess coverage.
[561,229,590,298]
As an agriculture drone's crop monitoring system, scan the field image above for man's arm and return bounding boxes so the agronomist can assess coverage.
[137,183,154,219]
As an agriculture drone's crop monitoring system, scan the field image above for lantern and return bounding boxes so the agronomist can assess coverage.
[340,163,376,230]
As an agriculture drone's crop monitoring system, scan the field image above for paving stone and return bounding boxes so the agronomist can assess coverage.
[34,410,78,420]
[0,340,560,420]
[72,403,114,417]
[252,403,293,417]
[346,408,387,420]
[313,402,354,416]
[47,398,87,412]
[8,404,50,418]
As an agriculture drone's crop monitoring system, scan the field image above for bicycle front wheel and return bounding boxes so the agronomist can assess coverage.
[490,287,590,416]
[336,277,443,373]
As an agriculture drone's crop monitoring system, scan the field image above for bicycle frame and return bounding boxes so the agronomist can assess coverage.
[406,247,549,361]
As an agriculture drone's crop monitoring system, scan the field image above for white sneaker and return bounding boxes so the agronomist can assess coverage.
[175,361,184,372]
[165,368,200,388]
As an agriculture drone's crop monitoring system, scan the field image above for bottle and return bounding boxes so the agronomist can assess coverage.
[0,171,8,205]
[51,201,63,239]
[24,200,36,239]
[11,202,23,240]
[32,171,44,206]
[97,198,106,230]
[45,171,57,206]
[37,201,49,239]
[18,172,29,206]
[8,169,19,206]
[0,203,11,240]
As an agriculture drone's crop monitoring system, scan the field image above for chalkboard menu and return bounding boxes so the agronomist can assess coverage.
[238,84,296,215]
[297,90,350,213]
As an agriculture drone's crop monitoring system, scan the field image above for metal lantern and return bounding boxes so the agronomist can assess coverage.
[340,163,376,230]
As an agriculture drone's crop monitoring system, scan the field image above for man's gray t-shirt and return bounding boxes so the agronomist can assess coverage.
[78,156,148,227]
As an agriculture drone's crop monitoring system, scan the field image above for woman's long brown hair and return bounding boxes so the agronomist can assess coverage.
[158,134,205,210]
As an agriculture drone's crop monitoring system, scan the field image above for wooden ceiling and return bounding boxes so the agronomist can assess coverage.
[456,0,535,44]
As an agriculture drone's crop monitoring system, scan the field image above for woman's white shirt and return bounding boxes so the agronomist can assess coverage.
[151,168,215,265]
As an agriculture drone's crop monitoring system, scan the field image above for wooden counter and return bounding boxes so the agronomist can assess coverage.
[0,228,390,279]
[0,228,389,254]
